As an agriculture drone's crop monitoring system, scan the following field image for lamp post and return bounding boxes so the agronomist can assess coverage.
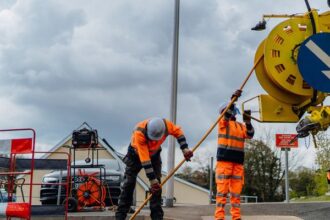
[165,0,180,207]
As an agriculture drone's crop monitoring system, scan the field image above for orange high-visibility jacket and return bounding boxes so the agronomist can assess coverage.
[327,170,330,184]
[217,118,254,164]
[131,119,187,181]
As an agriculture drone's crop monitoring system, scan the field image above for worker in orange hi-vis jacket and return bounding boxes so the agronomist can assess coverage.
[214,90,255,220]
[115,117,193,220]
[327,169,330,184]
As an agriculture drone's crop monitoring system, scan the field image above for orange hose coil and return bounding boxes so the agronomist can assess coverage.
[76,170,106,208]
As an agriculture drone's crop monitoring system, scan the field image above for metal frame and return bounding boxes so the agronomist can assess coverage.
[0,130,71,220]
[64,142,108,211]
[0,128,36,220]
[34,151,71,220]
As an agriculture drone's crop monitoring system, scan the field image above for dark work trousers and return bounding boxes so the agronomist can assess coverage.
[115,146,163,220]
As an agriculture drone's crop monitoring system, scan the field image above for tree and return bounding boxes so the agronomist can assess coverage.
[176,156,211,190]
[315,132,330,170]
[314,132,330,195]
[314,169,328,196]
[243,139,284,202]
[289,167,317,197]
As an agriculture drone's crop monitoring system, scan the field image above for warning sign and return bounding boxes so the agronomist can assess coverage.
[275,134,298,148]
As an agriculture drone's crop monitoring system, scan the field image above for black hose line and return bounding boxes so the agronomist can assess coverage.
[304,0,317,34]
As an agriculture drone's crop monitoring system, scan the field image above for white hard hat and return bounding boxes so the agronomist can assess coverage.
[147,117,166,140]
[219,102,240,115]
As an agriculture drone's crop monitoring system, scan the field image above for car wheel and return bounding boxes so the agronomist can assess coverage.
[63,197,78,212]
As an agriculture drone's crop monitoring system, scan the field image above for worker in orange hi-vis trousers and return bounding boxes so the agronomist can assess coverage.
[214,90,254,220]
[115,117,193,220]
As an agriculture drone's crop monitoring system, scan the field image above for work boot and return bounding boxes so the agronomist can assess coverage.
[115,212,127,220]
[150,209,163,220]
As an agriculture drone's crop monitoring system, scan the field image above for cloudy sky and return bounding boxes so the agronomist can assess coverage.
[0,0,329,169]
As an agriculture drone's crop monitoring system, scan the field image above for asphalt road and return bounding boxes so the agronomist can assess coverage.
[10,202,328,220]
[162,202,330,220]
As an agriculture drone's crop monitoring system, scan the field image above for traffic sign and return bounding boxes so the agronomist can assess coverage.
[275,134,298,148]
[297,33,330,93]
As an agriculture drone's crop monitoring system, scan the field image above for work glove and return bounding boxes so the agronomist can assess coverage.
[182,148,193,161]
[243,110,252,124]
[231,89,242,101]
[149,179,161,195]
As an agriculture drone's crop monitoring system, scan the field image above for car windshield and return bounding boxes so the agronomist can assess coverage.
[72,159,120,171]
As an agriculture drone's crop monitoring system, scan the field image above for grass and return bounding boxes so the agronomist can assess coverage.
[291,195,330,202]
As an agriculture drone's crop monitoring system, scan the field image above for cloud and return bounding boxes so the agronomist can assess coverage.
[0,0,328,169]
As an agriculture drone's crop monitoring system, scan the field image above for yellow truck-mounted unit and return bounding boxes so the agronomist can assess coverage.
[296,106,330,138]
[244,9,330,123]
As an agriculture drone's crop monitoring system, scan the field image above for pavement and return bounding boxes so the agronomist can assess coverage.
[162,202,330,220]
[3,202,329,220]
[201,216,302,220]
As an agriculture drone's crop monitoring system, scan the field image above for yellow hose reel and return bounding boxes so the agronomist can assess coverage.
[249,10,330,123]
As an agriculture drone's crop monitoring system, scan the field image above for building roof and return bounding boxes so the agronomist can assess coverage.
[42,122,149,191]
[44,122,209,194]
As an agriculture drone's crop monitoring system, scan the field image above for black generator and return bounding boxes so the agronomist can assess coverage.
[72,128,98,148]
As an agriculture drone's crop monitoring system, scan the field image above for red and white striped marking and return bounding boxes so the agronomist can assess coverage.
[0,138,32,154]
[0,202,30,218]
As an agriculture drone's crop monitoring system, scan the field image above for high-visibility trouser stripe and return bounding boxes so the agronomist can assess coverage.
[218,134,245,142]
[142,160,156,180]
[216,203,226,208]
[142,161,154,173]
[0,140,11,155]
[230,193,240,198]
[0,203,6,217]
[217,175,242,180]
[218,144,244,152]
[145,167,154,174]
[141,161,152,167]
[231,203,240,208]
[216,193,227,198]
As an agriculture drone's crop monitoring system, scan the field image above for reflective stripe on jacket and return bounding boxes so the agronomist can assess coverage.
[217,118,253,164]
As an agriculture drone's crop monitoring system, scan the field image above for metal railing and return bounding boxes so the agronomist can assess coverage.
[241,195,258,203]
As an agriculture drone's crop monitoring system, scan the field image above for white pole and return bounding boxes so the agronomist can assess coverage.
[165,0,180,207]
[285,148,290,203]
